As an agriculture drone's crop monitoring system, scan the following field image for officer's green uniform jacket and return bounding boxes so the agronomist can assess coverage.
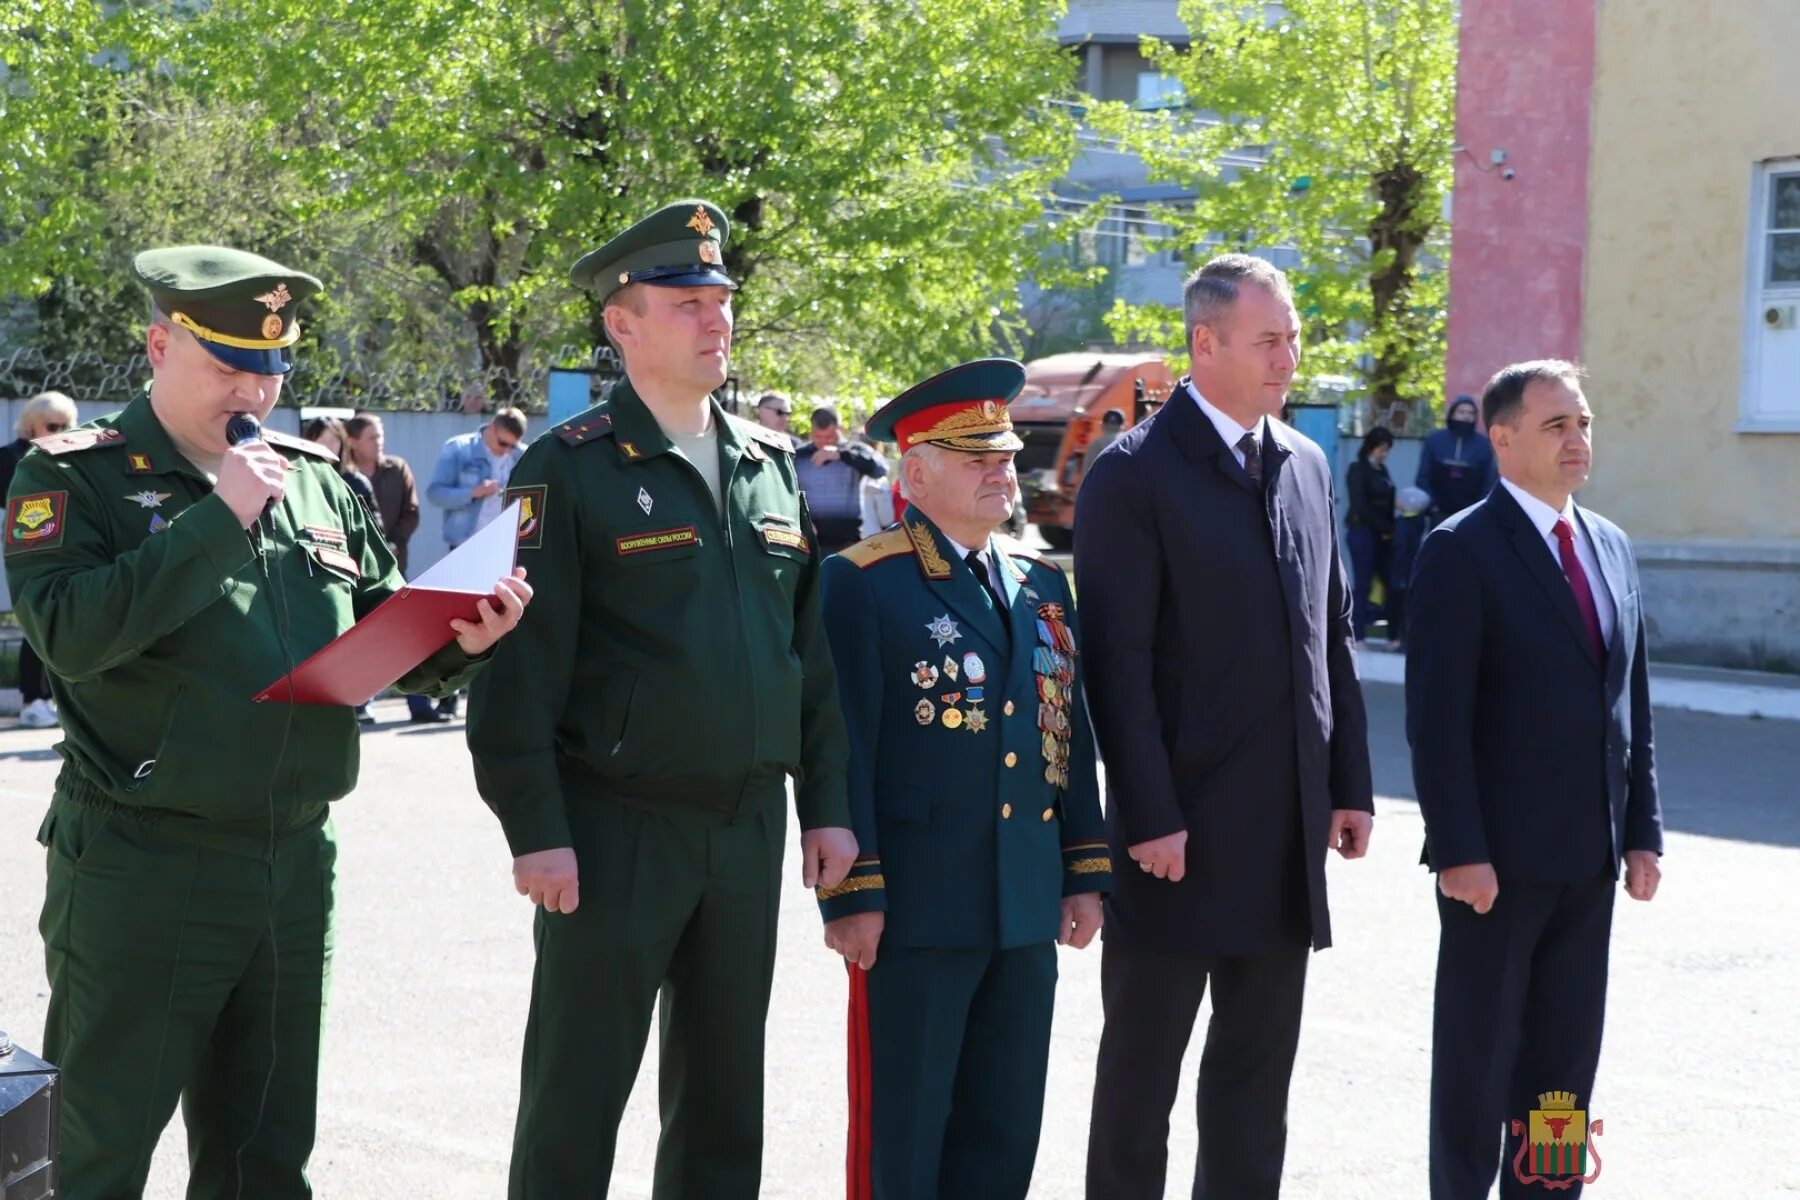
[466,379,850,850]
[2,397,482,848]
[816,507,1111,946]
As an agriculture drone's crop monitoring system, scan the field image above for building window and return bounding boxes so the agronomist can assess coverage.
[1740,161,1800,432]
[1136,72,1185,110]
[1765,173,1800,285]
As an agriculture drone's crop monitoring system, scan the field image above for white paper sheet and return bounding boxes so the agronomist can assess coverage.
[411,499,519,592]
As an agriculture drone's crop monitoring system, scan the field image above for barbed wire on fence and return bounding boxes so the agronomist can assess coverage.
[0,343,717,415]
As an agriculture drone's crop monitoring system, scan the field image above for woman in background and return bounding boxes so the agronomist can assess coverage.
[1344,426,1397,645]
[302,415,384,536]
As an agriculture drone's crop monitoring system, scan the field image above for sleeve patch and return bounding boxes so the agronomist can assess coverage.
[506,484,548,550]
[4,491,69,555]
[760,524,810,555]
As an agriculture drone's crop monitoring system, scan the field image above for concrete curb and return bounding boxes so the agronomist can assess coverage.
[1354,648,1800,722]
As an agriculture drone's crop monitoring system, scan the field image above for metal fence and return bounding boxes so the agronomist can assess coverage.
[0,343,740,414]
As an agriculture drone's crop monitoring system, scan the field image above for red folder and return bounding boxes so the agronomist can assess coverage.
[254,500,519,706]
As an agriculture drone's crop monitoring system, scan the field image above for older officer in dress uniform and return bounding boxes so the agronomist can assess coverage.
[2,246,530,1200]
[818,359,1111,1200]
[465,200,858,1200]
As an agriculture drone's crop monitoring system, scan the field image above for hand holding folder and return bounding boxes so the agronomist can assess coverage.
[255,501,527,705]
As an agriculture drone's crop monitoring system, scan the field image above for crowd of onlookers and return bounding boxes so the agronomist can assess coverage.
[1341,393,1497,648]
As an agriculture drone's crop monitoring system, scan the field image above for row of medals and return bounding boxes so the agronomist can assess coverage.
[1035,603,1076,789]
[907,603,1077,788]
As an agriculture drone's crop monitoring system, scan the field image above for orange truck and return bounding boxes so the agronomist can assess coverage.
[1012,352,1176,549]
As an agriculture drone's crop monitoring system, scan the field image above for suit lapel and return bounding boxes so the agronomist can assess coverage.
[1577,507,1631,659]
[1166,379,1261,495]
[1491,485,1601,667]
[902,507,1007,652]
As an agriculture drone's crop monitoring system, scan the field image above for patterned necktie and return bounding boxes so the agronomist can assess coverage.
[966,549,1009,637]
[1237,431,1264,491]
[1553,517,1606,660]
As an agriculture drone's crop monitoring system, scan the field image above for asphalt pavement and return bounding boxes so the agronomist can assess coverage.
[1,681,1796,1198]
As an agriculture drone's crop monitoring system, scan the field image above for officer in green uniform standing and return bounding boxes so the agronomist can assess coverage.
[464,200,857,1200]
[816,359,1112,1200]
[2,245,532,1200]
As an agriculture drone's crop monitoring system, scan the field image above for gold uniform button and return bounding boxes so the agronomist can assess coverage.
[1002,804,1013,819]
[1003,701,1016,716]
[1041,808,1054,822]
[1005,752,1018,768]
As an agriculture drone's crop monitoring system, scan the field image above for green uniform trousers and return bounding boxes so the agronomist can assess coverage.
[510,781,787,1200]
[39,799,336,1200]
[865,943,1058,1200]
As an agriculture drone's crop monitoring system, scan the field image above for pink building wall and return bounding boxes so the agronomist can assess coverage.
[1443,0,1598,406]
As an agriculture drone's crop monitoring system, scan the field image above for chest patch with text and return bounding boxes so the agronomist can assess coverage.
[616,526,700,556]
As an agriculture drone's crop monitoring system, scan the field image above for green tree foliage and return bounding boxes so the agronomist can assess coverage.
[7,0,1083,404]
[1093,0,1458,427]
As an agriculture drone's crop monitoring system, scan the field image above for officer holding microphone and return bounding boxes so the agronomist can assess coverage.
[3,245,532,1199]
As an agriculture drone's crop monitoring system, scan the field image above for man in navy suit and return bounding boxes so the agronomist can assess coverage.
[1077,254,1375,1199]
[1406,359,1664,1199]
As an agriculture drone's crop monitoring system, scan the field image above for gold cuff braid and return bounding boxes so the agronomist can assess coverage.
[818,874,887,900]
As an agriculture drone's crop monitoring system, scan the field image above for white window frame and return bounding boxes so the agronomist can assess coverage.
[1738,157,1800,433]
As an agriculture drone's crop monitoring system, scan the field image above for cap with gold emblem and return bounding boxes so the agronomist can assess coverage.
[568,199,736,303]
[865,358,1027,452]
[132,245,323,377]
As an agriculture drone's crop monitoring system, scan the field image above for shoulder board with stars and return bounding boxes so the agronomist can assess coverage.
[556,411,614,447]
[836,526,913,569]
[263,428,338,461]
[30,426,126,456]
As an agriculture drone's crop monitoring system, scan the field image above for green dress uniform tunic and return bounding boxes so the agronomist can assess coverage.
[3,399,481,1200]
[818,506,1111,1200]
[465,378,851,1200]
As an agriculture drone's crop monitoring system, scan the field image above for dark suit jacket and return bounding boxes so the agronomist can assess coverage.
[1074,384,1374,954]
[1404,484,1663,881]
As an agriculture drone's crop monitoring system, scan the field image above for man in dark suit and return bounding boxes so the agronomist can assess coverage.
[819,359,1110,1200]
[1406,359,1663,1199]
[1076,254,1375,1200]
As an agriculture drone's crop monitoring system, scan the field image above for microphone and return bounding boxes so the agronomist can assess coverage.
[225,412,262,446]
[225,413,277,523]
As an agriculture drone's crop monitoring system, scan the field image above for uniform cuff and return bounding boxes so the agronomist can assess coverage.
[817,857,886,922]
[1062,841,1113,897]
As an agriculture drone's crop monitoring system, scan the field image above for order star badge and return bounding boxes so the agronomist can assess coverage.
[925,613,962,648]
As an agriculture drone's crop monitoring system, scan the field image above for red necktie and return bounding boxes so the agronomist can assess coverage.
[1553,517,1605,660]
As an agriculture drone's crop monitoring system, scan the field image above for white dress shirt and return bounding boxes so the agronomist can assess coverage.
[1500,478,1616,646]
[1189,381,1268,469]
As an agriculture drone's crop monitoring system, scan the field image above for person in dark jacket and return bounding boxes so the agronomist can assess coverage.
[1416,394,1498,522]
[1344,426,1397,642]
[1076,254,1375,1200]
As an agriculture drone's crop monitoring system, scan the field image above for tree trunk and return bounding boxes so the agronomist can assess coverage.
[1367,155,1427,432]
